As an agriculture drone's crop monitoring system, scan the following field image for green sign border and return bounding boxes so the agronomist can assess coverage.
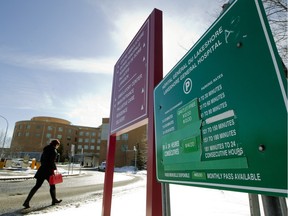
[154,0,287,197]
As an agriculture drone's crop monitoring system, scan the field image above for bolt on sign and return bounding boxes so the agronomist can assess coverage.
[154,0,287,197]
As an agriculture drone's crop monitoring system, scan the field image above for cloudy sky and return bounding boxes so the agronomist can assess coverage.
[0,0,224,141]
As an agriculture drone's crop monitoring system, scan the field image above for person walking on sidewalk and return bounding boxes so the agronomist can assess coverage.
[23,139,62,208]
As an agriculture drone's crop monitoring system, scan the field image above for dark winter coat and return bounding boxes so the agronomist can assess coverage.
[34,144,57,180]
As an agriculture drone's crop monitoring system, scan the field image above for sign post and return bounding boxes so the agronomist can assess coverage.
[102,9,163,216]
[154,0,287,197]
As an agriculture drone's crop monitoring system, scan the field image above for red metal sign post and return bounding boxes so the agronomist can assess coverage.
[146,9,163,216]
[101,135,116,216]
[102,9,163,216]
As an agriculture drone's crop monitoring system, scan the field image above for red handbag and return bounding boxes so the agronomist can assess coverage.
[49,170,63,185]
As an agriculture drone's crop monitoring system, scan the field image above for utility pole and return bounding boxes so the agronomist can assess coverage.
[133,146,137,172]
[0,115,8,158]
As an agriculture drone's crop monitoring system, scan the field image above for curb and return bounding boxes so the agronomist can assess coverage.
[0,173,80,181]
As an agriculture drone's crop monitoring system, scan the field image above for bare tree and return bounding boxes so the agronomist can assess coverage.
[262,0,287,67]
[220,0,287,68]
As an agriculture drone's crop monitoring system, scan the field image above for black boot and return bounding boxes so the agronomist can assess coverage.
[52,199,62,205]
[23,202,30,209]
[50,185,62,205]
[23,187,37,208]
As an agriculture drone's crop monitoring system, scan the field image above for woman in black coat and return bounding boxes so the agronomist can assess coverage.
[23,139,62,208]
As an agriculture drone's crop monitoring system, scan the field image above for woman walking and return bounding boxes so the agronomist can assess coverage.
[23,139,62,208]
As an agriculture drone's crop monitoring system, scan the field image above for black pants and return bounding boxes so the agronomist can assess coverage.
[24,177,56,204]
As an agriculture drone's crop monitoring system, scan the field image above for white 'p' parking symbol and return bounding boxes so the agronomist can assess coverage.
[183,78,192,94]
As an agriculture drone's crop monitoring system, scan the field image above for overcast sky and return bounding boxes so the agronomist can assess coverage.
[0,0,224,141]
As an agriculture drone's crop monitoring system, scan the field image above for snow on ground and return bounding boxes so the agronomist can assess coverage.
[170,185,252,216]
[17,166,262,216]
[25,181,254,216]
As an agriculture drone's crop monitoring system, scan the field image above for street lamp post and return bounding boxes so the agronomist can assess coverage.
[0,115,8,158]
[133,146,137,172]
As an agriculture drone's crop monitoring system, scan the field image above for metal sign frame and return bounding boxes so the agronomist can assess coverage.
[154,0,287,197]
[102,9,163,216]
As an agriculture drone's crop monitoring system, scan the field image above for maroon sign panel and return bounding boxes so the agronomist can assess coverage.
[103,9,163,216]
[110,21,149,134]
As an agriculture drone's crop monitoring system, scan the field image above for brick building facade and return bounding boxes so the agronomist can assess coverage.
[10,116,147,168]
[10,116,105,166]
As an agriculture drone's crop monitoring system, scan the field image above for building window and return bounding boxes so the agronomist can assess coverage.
[48,126,53,131]
[79,131,84,136]
[91,138,95,143]
[84,145,88,150]
[57,134,62,139]
[46,133,52,138]
[58,127,63,132]
[96,146,100,150]
[90,145,95,150]
[85,132,90,136]
[25,132,29,137]
[17,132,22,136]
[85,138,89,143]
[97,138,101,144]
[122,134,128,140]
[35,133,41,137]
[92,132,96,136]
[79,138,83,143]
[26,124,31,129]
[77,145,82,150]
[36,125,42,130]
[18,125,23,129]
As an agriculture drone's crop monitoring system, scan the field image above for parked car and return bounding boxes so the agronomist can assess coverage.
[11,158,23,168]
[11,158,32,168]
[98,161,106,171]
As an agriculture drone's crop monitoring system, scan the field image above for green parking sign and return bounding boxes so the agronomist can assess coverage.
[154,0,287,197]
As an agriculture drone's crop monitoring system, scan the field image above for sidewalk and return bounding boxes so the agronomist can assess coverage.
[0,166,80,180]
[0,166,147,216]
[0,166,258,216]
[20,174,253,216]
[0,167,37,180]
